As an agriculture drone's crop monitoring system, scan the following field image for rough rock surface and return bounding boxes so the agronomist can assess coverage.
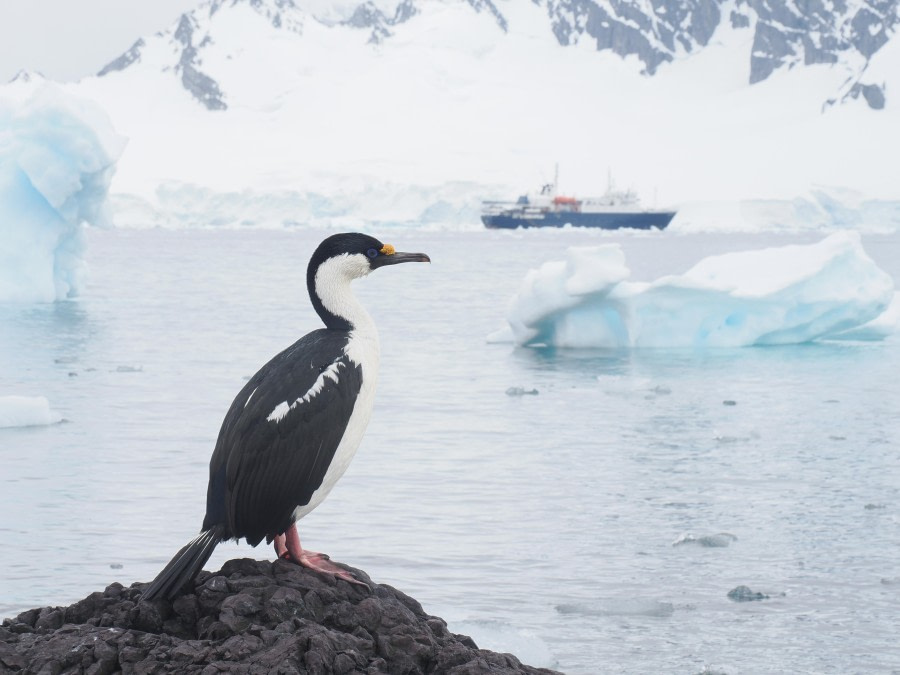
[0,558,559,674]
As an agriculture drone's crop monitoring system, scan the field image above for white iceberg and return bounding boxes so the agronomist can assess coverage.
[831,291,900,341]
[495,232,895,348]
[0,77,124,302]
[0,395,62,428]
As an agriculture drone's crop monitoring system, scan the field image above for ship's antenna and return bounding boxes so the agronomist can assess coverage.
[554,163,559,196]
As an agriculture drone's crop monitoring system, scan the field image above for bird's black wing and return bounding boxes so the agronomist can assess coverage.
[203,329,363,545]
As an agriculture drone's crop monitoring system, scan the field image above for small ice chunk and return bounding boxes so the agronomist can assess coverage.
[505,387,539,396]
[0,395,62,428]
[673,532,738,547]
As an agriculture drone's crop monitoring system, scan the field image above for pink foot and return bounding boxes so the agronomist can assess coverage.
[278,524,367,586]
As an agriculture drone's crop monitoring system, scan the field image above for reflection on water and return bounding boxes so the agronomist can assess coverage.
[1,301,95,370]
[513,344,634,375]
[1,228,899,674]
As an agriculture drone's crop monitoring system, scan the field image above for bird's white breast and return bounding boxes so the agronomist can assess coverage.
[292,328,380,520]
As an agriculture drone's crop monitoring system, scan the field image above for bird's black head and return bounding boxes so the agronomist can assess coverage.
[307,232,430,330]
[309,233,430,277]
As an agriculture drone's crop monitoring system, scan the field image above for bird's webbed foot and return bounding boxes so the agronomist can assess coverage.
[273,525,367,586]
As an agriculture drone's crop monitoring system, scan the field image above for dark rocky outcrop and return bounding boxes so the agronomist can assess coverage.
[848,82,886,110]
[545,0,720,75]
[173,14,227,111]
[97,38,145,77]
[0,558,558,674]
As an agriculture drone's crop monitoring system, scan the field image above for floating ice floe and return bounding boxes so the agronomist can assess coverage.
[491,232,895,348]
[673,532,738,548]
[0,395,62,428]
[0,76,124,302]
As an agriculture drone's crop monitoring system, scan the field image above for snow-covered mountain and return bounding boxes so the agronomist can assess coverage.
[44,0,900,229]
[98,0,897,111]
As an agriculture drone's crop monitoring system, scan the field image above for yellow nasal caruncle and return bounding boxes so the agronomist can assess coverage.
[380,244,395,255]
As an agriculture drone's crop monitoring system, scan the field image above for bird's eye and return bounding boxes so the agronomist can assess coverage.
[366,248,378,259]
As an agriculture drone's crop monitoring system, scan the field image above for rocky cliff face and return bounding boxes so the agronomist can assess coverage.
[0,558,558,674]
[542,0,896,101]
[98,0,896,111]
[542,0,721,74]
[739,0,895,106]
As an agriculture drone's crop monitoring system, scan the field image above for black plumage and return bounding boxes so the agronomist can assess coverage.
[207,332,362,544]
[142,233,429,601]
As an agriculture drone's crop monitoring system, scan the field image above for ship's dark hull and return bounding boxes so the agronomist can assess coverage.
[482,210,676,230]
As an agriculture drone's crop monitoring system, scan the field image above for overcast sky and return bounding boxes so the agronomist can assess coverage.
[0,0,199,83]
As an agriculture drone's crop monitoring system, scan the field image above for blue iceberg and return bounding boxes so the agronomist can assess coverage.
[495,232,896,348]
[0,77,124,302]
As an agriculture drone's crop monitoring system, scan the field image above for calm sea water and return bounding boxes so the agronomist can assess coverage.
[2,227,899,674]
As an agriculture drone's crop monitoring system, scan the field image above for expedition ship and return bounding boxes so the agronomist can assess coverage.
[481,170,676,230]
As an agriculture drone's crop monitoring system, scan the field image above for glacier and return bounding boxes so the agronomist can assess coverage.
[0,77,124,302]
[492,232,896,348]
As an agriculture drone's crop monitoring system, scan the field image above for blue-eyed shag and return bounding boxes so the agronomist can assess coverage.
[142,233,430,601]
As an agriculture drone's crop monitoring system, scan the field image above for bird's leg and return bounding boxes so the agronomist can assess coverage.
[273,533,288,559]
[282,523,366,586]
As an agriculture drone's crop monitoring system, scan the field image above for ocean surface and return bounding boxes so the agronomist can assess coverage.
[2,227,899,674]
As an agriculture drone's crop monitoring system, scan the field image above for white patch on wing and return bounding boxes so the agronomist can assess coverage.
[267,360,345,423]
[268,401,290,421]
[244,387,258,408]
[293,330,380,519]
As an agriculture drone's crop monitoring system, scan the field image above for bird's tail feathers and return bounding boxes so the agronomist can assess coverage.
[141,525,224,602]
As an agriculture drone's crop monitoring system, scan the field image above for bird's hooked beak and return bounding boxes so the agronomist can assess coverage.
[372,244,430,268]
